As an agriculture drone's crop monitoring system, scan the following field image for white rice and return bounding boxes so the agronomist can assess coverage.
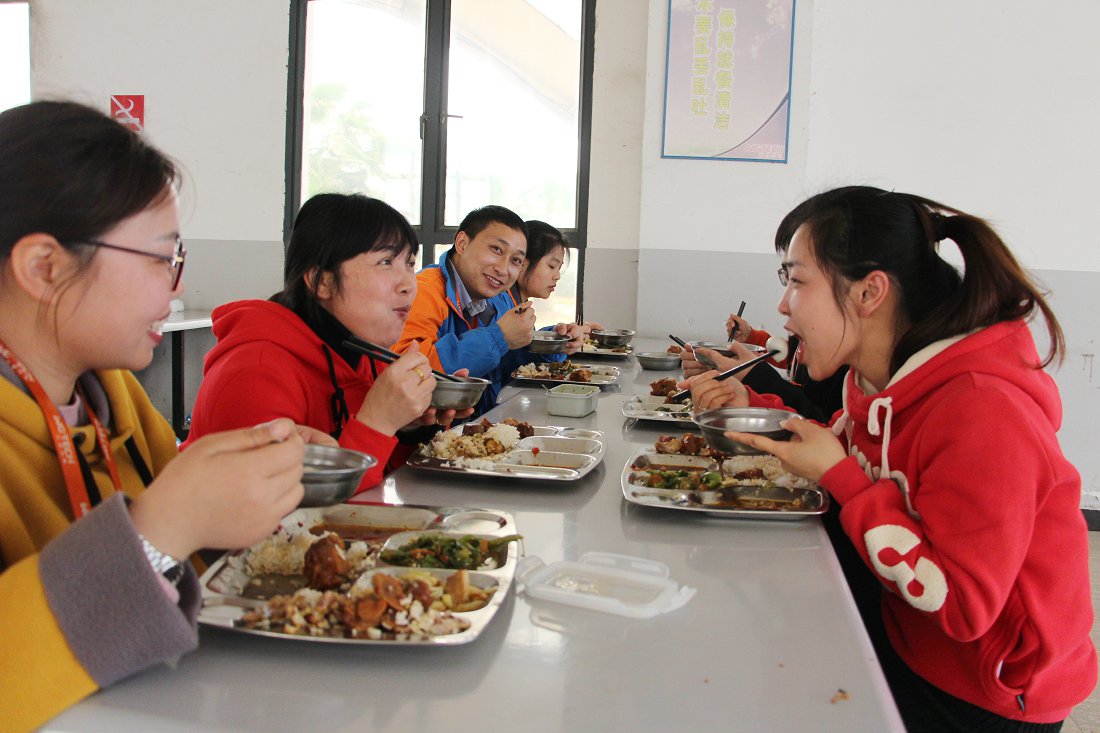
[426,422,520,468]
[242,531,375,576]
[720,454,815,489]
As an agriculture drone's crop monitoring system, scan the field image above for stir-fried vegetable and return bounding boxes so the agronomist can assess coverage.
[380,534,523,570]
[640,470,723,491]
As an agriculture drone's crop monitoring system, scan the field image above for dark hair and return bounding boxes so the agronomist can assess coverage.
[0,100,179,264]
[272,193,418,326]
[775,185,1064,371]
[456,205,528,243]
[523,220,570,269]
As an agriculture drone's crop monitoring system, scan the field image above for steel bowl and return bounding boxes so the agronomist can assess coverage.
[590,328,635,347]
[528,331,570,354]
[430,376,490,410]
[692,407,797,455]
[691,342,767,369]
[635,352,681,370]
[300,444,378,507]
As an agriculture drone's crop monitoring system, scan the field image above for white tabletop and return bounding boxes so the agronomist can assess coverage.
[161,309,213,333]
[43,341,904,732]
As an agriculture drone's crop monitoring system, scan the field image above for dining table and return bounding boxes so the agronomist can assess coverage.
[41,338,904,732]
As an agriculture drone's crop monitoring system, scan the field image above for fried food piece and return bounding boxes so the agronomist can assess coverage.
[501,417,535,439]
[567,369,592,382]
[650,377,678,397]
[680,433,709,455]
[655,435,682,454]
[303,533,350,590]
[444,569,469,605]
[462,417,493,436]
[341,595,388,633]
[666,344,683,354]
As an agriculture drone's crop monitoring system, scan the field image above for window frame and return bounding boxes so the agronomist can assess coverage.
[286,0,596,322]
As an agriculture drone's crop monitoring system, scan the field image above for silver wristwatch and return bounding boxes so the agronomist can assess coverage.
[139,534,184,586]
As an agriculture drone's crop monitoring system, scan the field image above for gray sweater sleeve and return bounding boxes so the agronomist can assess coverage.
[38,494,200,687]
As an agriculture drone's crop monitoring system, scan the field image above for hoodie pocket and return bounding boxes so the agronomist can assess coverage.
[979,592,1036,703]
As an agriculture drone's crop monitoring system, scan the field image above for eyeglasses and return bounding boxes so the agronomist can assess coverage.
[77,236,186,290]
[777,266,789,286]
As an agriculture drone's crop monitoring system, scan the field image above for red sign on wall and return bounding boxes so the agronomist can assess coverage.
[110,95,144,132]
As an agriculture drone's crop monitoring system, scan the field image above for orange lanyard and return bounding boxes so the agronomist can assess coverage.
[0,339,122,519]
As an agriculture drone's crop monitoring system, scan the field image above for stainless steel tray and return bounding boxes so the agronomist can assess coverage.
[579,342,634,359]
[407,424,605,481]
[620,447,828,520]
[198,503,519,645]
[622,395,696,423]
[511,362,621,385]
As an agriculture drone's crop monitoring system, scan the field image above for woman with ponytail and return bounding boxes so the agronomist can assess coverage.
[687,186,1095,731]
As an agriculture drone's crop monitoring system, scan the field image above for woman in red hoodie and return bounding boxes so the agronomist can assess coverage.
[186,194,470,492]
[689,186,1095,731]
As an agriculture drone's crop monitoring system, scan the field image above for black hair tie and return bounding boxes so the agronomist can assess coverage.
[930,212,949,242]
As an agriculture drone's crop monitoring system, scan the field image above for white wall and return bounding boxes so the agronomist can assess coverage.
[31,0,290,307]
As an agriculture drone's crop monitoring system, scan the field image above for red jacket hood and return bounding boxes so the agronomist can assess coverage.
[844,320,1061,433]
[206,300,365,389]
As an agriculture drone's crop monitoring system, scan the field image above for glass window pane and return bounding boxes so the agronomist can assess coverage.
[444,0,581,227]
[302,0,426,225]
[0,3,30,113]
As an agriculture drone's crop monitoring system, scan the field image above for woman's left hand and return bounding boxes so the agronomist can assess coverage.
[576,321,604,337]
[726,417,847,481]
[556,323,586,354]
[408,369,476,427]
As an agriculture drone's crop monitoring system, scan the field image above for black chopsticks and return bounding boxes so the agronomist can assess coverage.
[341,336,463,382]
[668,334,691,351]
[666,348,780,403]
[728,301,746,341]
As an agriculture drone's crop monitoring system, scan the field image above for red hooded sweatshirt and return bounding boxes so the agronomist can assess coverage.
[762,321,1095,722]
[184,300,409,493]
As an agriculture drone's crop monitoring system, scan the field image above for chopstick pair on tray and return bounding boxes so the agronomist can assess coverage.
[666,334,789,403]
[341,336,464,382]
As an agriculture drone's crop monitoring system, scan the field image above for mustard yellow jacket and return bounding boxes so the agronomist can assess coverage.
[0,369,199,733]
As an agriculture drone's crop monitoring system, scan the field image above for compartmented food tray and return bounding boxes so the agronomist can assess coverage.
[622,395,696,423]
[198,503,520,645]
[579,342,634,359]
[620,446,828,520]
[511,362,621,386]
[407,424,606,481]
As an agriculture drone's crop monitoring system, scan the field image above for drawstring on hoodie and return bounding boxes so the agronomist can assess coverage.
[322,345,350,439]
[868,396,894,480]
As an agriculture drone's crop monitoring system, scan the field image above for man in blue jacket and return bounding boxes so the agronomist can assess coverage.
[393,205,582,416]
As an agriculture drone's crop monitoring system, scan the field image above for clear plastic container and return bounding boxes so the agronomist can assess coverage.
[546,383,600,417]
[517,552,696,618]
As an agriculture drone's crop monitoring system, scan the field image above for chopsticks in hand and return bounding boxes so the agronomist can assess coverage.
[728,301,746,341]
[666,348,780,403]
[341,336,464,382]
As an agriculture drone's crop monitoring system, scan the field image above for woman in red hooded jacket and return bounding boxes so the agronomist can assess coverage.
[186,194,470,492]
[688,186,1096,731]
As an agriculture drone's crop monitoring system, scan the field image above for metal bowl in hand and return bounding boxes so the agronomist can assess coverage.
[590,328,635,347]
[528,331,570,354]
[430,375,490,410]
[300,444,377,506]
[692,408,797,455]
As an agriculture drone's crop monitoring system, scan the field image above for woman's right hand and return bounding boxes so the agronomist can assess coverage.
[679,370,751,411]
[129,418,306,558]
[726,314,752,342]
[355,344,435,436]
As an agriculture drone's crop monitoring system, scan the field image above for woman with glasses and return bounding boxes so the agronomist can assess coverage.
[686,186,1096,731]
[0,100,324,731]
[184,193,472,493]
